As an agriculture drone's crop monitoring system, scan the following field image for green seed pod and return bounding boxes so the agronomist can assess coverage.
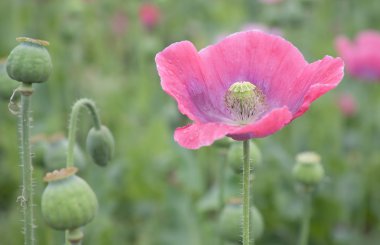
[218,198,265,242]
[43,134,86,171]
[86,125,115,167]
[6,37,52,83]
[41,167,98,230]
[227,141,262,173]
[293,151,324,186]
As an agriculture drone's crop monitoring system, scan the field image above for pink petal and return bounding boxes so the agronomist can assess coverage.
[228,107,293,140]
[292,56,344,118]
[174,123,235,149]
[156,41,227,123]
[199,31,307,113]
[174,107,293,149]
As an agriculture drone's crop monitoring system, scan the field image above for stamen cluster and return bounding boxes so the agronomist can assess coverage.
[225,81,266,124]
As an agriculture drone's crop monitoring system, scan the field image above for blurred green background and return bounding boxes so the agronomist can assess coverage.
[1,0,380,244]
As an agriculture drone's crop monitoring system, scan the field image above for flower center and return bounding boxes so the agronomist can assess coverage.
[224,81,266,124]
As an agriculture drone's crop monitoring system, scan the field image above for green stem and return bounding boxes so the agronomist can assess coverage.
[67,98,101,168]
[219,151,227,245]
[298,190,312,245]
[219,151,227,210]
[242,140,252,245]
[19,83,35,245]
[65,230,70,245]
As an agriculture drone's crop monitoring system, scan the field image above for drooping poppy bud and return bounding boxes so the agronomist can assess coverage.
[86,125,115,167]
[41,167,98,230]
[6,37,52,83]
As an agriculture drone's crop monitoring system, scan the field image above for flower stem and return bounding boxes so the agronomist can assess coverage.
[67,98,101,168]
[242,140,252,245]
[298,189,312,245]
[219,152,227,210]
[19,83,35,245]
[65,231,70,245]
[219,151,227,245]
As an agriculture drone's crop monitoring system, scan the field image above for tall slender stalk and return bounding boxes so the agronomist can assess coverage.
[242,140,252,245]
[298,190,312,245]
[219,150,227,245]
[18,83,35,245]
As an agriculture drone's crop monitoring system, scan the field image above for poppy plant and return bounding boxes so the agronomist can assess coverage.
[156,31,344,150]
[336,31,380,81]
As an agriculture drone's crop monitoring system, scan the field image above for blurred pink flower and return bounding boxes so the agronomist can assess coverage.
[110,11,128,37]
[156,31,344,149]
[336,31,380,81]
[139,3,161,31]
[337,93,357,118]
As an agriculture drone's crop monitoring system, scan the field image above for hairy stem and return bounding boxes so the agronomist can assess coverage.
[67,98,101,168]
[219,150,227,245]
[19,83,35,245]
[242,140,252,245]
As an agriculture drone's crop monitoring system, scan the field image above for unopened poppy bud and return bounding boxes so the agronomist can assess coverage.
[227,141,262,173]
[6,37,52,83]
[86,125,115,167]
[218,198,264,242]
[293,151,324,186]
[41,167,98,230]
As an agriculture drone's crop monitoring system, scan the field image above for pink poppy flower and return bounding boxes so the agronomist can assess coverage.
[156,31,344,149]
[336,31,380,81]
[139,3,161,31]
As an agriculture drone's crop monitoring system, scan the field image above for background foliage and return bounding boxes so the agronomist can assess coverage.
[1,0,380,244]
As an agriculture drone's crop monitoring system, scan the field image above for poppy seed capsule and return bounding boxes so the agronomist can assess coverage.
[225,81,266,125]
[293,151,324,186]
[41,167,98,230]
[86,125,115,167]
[6,37,52,83]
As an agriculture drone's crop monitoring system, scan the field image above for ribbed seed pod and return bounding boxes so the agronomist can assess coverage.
[6,37,52,83]
[86,125,115,167]
[41,167,98,230]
